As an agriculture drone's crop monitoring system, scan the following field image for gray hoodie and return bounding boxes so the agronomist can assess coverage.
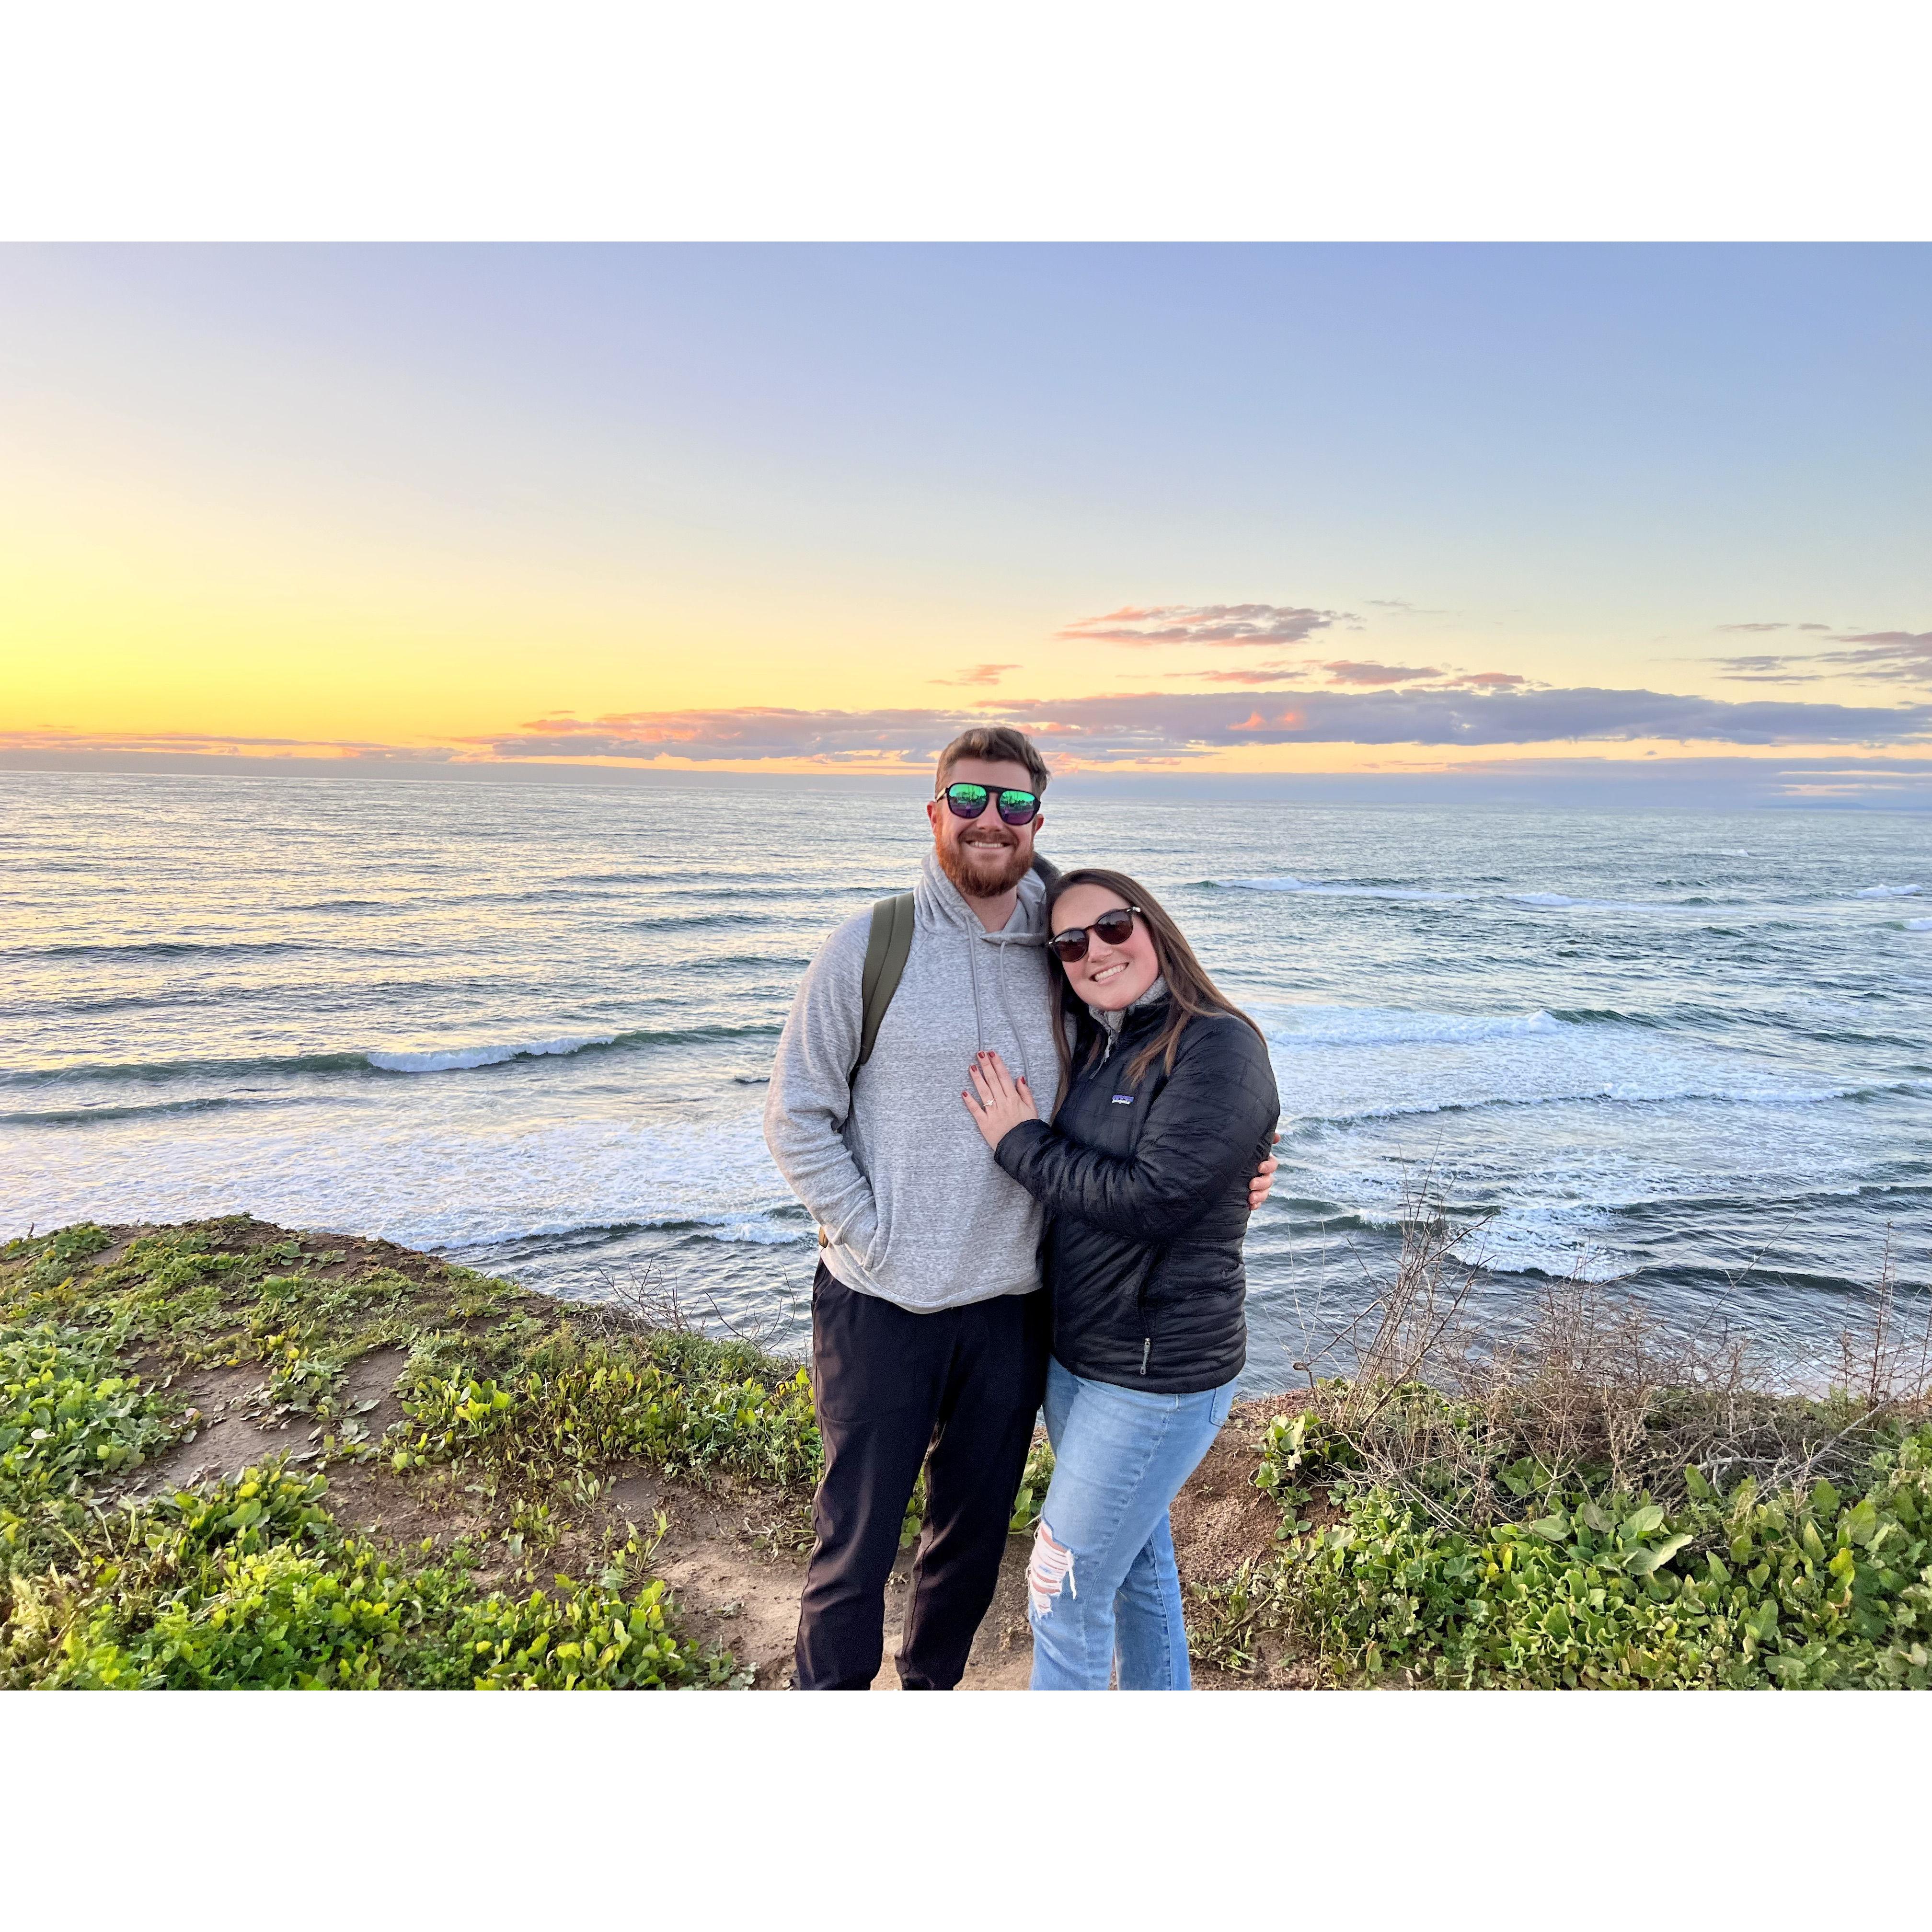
[763,849,1064,1312]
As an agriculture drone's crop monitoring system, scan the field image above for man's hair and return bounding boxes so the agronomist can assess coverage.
[934,726,1050,794]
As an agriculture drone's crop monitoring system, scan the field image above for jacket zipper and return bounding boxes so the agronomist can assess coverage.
[1135,1244,1167,1375]
[1086,1010,1158,1374]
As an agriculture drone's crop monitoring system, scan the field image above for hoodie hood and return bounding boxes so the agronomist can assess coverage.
[915,848,1048,1061]
[914,848,1049,945]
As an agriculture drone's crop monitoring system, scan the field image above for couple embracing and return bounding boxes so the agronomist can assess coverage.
[764,726,1280,1690]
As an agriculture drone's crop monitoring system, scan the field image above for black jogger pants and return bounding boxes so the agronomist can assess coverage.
[794,1263,1049,1690]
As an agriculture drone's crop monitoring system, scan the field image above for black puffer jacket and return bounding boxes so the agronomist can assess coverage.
[993,996,1279,1394]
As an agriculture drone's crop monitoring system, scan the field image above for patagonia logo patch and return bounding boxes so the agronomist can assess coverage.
[1111,1093,1135,1105]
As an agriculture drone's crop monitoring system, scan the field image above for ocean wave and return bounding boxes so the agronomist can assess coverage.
[1905,917,1932,932]
[625,911,777,931]
[0,1095,306,1128]
[1289,1076,1925,1132]
[3,939,312,962]
[1,1050,376,1088]
[366,1034,619,1073]
[2,1023,785,1088]
[1223,876,1474,902]
[1855,884,1921,898]
[1505,892,1707,912]
[438,1210,814,1252]
[1254,1003,1564,1047]
[1220,879,1736,913]
[1547,1007,1668,1029]
[0,1108,801,1254]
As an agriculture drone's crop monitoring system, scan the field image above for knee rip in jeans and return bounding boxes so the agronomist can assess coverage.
[1027,1522,1076,1619]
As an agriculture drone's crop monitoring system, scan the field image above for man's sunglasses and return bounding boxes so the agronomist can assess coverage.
[939,781,1042,826]
[1047,905,1141,963]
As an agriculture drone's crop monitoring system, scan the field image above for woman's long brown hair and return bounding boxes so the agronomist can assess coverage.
[1044,867,1266,1102]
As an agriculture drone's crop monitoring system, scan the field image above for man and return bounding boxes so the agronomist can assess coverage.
[763,725,1276,1689]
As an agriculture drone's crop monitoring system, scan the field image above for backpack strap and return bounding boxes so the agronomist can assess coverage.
[856,892,916,1073]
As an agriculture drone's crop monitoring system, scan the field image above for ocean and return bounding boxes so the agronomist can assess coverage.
[5,770,1929,1392]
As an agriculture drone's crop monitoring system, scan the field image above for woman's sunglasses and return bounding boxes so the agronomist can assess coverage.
[1047,905,1141,963]
[939,781,1042,826]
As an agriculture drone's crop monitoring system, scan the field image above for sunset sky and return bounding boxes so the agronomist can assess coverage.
[3,244,1928,797]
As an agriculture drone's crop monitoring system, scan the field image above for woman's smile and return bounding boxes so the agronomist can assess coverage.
[1052,883,1161,1009]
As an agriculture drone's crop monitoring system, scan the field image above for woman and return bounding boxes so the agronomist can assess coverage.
[962,868,1279,1690]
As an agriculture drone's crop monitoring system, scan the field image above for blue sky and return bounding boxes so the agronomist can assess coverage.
[2,243,1928,796]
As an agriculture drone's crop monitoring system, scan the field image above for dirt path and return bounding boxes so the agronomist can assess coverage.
[119,1344,1295,1690]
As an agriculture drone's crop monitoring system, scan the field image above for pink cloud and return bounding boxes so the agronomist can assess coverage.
[1319,660,1443,686]
[1167,663,1306,685]
[929,662,1022,687]
[1059,602,1348,648]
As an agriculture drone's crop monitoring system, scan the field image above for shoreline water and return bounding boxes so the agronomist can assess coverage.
[5,771,1930,1386]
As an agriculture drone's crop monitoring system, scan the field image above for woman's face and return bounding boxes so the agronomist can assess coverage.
[1050,884,1162,1012]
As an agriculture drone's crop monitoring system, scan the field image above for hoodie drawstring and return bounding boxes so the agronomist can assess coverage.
[966,920,988,1054]
[992,938,1027,1080]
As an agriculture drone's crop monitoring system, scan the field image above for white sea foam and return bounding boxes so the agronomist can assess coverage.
[365,1034,618,1073]
[0,1106,801,1252]
[1247,999,1876,1135]
[1855,884,1922,899]
[1254,1003,1563,1047]
[1906,917,1932,932]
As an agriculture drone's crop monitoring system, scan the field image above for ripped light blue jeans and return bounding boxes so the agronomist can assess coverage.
[1028,1356,1239,1691]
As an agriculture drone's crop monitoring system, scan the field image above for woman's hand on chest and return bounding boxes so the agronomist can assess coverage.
[962,1049,1041,1150]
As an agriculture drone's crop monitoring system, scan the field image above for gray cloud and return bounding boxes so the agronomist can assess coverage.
[1709,629,1932,690]
[467,685,1932,767]
[472,708,970,764]
[987,688,1932,761]
[1058,602,1348,648]
[1708,654,1824,683]
[1318,660,1444,686]
[24,682,1925,778]
[1829,632,1932,682]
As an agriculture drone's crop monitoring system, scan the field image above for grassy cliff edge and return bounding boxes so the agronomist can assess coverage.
[4,1217,1929,1690]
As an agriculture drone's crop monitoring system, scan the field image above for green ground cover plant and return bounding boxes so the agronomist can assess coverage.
[0,1219,812,1689]
[1206,1203,1932,1688]
[12,1210,1928,1690]
[1245,1403,1932,1687]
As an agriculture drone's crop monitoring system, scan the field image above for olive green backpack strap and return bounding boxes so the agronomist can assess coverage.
[856,892,916,1073]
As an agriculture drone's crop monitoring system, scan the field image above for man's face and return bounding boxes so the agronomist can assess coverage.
[927,757,1044,900]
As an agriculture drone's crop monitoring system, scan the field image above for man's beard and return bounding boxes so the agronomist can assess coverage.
[938,830,1032,900]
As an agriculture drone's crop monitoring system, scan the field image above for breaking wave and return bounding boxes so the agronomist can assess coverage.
[4,1024,782,1088]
